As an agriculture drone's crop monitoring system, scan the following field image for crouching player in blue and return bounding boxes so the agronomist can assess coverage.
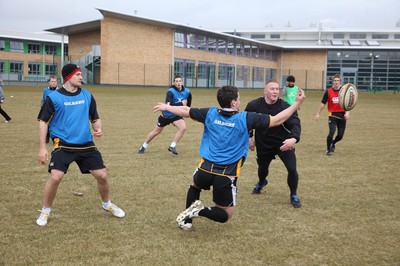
[36,64,125,226]
[153,85,305,230]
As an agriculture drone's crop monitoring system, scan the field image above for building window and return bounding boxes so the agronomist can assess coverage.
[333,33,345,39]
[10,61,23,73]
[243,44,251,57]
[28,43,40,54]
[253,67,264,82]
[208,37,217,52]
[395,34,400,39]
[45,64,57,75]
[197,35,207,50]
[218,39,226,54]
[186,33,195,49]
[349,33,366,39]
[270,34,280,39]
[10,41,24,53]
[45,44,57,55]
[251,34,265,39]
[174,32,185,48]
[227,41,235,55]
[197,62,208,79]
[265,68,277,81]
[0,40,5,51]
[28,62,41,75]
[0,61,5,73]
[372,34,389,39]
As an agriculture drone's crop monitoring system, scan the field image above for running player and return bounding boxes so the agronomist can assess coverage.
[315,74,350,155]
[138,75,192,155]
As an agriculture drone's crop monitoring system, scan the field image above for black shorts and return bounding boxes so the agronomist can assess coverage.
[157,115,183,127]
[193,168,237,207]
[49,148,105,174]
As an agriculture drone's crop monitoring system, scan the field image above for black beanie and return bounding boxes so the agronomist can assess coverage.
[62,64,81,82]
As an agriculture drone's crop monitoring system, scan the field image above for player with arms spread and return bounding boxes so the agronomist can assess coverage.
[153,85,305,230]
[245,80,302,208]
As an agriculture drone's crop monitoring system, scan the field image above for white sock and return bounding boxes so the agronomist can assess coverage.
[102,200,111,209]
[42,207,51,214]
[143,142,148,148]
[170,142,176,148]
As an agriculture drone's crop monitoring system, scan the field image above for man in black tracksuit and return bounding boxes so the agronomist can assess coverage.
[245,80,302,208]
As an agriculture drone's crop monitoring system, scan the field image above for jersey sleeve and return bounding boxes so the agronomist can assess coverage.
[89,94,99,122]
[187,92,192,107]
[189,107,209,123]
[246,112,271,130]
[37,97,55,122]
[244,101,256,137]
[165,90,173,103]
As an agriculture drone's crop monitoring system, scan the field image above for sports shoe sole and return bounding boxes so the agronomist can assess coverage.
[177,221,193,230]
[176,200,204,223]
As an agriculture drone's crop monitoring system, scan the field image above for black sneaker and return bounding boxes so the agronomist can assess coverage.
[290,195,302,208]
[326,149,333,156]
[330,143,336,152]
[168,146,178,155]
[251,179,268,194]
[138,146,146,154]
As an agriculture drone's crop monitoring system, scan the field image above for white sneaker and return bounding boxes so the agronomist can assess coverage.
[103,203,125,218]
[176,200,204,223]
[177,221,193,230]
[36,211,50,226]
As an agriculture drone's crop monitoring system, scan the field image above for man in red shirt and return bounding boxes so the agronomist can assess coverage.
[315,74,350,155]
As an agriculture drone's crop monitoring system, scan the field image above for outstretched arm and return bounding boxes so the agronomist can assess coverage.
[153,103,191,118]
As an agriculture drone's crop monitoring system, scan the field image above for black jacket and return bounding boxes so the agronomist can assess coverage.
[245,97,301,152]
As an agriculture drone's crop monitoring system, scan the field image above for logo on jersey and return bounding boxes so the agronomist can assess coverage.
[64,100,85,106]
[332,96,339,104]
[214,119,235,128]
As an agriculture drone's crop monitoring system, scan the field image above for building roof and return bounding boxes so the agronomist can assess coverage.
[44,8,282,50]
[227,28,400,50]
[0,29,68,43]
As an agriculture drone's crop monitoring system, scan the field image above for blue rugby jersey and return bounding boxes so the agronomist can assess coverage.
[189,107,270,166]
[162,86,191,118]
[39,88,98,146]
[199,107,249,165]
[40,87,57,107]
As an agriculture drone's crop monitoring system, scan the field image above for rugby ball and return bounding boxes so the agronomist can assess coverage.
[339,83,358,111]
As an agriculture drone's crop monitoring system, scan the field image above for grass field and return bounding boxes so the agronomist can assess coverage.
[0,85,399,265]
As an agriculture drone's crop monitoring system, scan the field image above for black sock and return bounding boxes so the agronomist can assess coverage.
[198,207,229,223]
[184,185,201,224]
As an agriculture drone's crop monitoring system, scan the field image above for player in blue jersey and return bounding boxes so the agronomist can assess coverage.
[138,75,192,155]
[40,75,58,143]
[36,64,125,226]
[153,85,305,230]
[40,75,58,107]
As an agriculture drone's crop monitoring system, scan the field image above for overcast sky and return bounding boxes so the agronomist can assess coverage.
[0,0,399,33]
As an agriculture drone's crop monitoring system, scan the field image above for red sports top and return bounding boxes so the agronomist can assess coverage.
[322,87,345,119]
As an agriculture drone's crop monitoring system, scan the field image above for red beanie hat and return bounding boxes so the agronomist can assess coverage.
[62,64,82,82]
